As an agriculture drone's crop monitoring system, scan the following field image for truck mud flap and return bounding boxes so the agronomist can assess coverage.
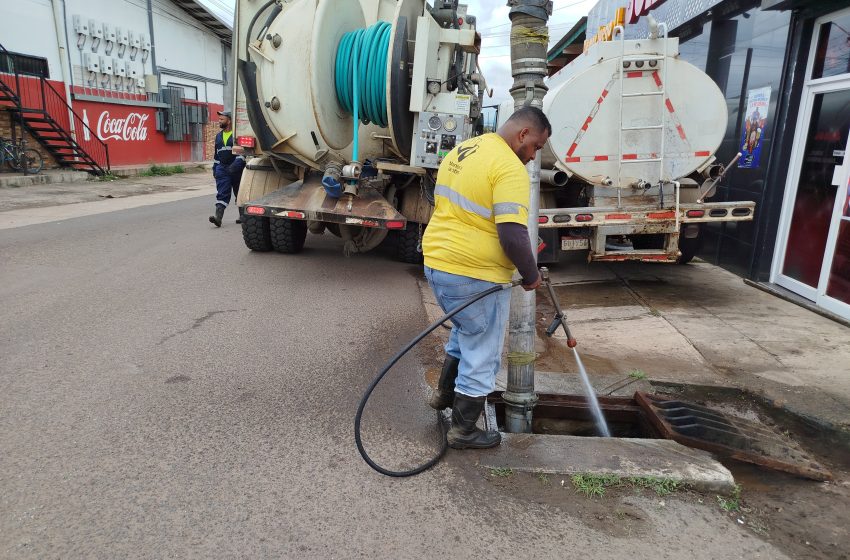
[243,173,406,229]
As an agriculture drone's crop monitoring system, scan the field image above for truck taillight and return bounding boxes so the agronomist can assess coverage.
[246,206,265,215]
[282,211,306,219]
[575,214,593,222]
[686,210,705,218]
[538,216,549,224]
[385,220,405,229]
[237,136,256,147]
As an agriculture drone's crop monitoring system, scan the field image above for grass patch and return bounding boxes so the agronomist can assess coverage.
[489,467,514,478]
[94,172,119,182]
[571,473,621,497]
[139,164,185,176]
[717,484,742,512]
[537,472,550,485]
[626,476,679,496]
[627,369,647,380]
[572,474,682,497]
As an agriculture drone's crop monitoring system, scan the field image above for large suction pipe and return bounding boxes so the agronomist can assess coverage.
[504,0,551,434]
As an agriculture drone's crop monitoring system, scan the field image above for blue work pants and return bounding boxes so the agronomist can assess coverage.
[213,160,244,207]
[424,266,511,397]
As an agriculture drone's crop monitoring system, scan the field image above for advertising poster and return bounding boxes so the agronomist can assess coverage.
[738,86,772,169]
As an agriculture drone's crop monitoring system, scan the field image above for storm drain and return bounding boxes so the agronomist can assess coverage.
[634,392,833,481]
[487,391,832,481]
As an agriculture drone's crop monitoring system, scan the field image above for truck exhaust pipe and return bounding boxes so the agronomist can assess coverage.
[540,169,568,187]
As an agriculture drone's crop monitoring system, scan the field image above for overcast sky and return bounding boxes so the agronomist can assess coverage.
[197,0,598,102]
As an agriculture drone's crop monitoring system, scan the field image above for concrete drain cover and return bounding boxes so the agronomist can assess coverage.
[635,392,833,481]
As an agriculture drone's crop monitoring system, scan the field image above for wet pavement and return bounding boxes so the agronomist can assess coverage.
[0,195,794,558]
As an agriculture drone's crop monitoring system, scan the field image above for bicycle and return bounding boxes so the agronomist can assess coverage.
[0,136,44,174]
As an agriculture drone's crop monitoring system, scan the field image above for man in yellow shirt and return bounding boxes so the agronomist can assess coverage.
[423,106,551,450]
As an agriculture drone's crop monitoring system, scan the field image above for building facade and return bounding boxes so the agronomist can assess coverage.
[578,0,850,321]
[0,0,231,168]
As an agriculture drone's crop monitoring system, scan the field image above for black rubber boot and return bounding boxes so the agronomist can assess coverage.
[428,355,460,410]
[447,393,501,450]
[209,205,225,227]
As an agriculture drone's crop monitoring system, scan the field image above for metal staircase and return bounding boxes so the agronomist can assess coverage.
[0,43,109,174]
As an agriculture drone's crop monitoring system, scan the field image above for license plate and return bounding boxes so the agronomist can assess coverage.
[561,237,589,251]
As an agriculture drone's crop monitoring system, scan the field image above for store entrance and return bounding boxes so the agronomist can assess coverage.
[774,9,850,320]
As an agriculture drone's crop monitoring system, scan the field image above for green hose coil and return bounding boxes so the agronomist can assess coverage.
[335,21,391,161]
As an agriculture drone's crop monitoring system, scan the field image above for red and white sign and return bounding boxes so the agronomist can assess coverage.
[74,100,187,166]
[94,111,150,142]
[627,0,668,24]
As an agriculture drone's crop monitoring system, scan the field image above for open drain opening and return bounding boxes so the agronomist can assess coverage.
[488,392,660,439]
[486,391,833,481]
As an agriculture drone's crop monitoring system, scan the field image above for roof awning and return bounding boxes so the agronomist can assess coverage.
[171,0,233,47]
[546,17,587,76]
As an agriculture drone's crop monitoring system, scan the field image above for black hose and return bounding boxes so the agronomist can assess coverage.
[354,282,517,477]
[245,0,280,62]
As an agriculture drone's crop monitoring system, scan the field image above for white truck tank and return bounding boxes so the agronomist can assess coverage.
[500,37,727,188]
[250,0,422,167]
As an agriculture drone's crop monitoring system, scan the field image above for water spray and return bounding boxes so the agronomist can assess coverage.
[541,267,612,437]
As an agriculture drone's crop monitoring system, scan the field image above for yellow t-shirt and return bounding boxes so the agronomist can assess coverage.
[423,133,530,283]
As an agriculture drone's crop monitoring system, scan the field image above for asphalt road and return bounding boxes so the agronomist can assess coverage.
[0,196,785,559]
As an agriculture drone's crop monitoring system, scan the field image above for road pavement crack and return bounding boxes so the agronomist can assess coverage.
[158,309,245,345]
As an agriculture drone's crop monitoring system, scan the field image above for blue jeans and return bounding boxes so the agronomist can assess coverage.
[424,266,512,397]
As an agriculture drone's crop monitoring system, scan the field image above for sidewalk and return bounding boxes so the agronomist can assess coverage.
[419,255,850,434]
[0,168,212,229]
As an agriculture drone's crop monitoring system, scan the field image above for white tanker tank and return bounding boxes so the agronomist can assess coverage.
[497,34,728,190]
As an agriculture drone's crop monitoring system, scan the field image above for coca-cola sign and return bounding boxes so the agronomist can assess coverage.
[96,111,150,141]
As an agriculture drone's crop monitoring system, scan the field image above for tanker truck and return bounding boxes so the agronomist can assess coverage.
[233,1,755,264]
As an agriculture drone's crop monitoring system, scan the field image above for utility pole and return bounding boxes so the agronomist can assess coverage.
[503,0,551,433]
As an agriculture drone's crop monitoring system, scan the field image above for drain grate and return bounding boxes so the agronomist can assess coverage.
[635,392,833,481]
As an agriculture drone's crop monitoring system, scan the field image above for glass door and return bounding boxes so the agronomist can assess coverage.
[773,8,850,320]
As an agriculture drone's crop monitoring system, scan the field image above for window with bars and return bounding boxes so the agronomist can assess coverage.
[0,51,49,78]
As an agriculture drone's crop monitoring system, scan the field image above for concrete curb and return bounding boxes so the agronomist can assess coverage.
[480,433,737,494]
[0,170,90,188]
[111,162,213,178]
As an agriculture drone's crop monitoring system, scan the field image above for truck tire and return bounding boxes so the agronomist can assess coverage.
[241,215,272,252]
[270,218,308,254]
[677,225,702,265]
[395,223,423,264]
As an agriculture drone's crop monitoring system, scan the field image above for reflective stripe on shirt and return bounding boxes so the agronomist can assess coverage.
[434,184,492,219]
[493,202,527,216]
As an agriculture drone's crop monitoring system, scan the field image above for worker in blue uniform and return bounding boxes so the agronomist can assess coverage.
[209,110,246,227]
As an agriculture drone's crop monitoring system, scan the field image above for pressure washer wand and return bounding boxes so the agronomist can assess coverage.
[540,267,577,348]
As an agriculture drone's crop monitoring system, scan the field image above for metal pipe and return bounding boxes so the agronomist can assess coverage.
[504,0,550,434]
[540,168,568,187]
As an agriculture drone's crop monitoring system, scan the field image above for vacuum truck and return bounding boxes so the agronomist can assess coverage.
[233,1,755,264]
